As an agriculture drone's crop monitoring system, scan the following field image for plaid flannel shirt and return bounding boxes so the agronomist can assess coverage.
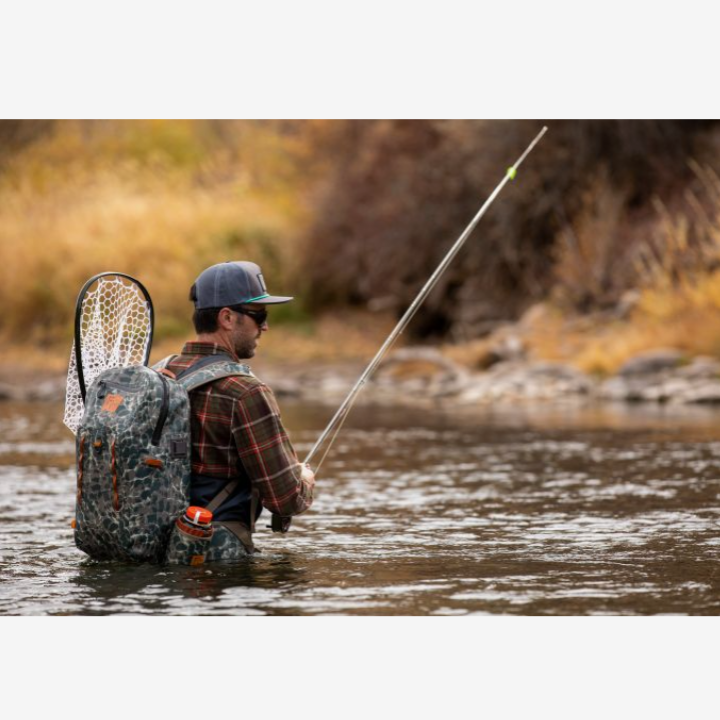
[167,342,313,517]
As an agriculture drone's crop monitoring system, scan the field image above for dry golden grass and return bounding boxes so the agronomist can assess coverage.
[0,122,404,385]
[489,270,720,377]
[5,121,720,387]
[497,162,720,376]
[2,181,294,337]
[0,121,316,347]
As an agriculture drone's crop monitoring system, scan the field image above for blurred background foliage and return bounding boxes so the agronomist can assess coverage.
[2,119,720,372]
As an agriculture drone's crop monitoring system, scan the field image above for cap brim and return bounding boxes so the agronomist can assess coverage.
[253,295,294,305]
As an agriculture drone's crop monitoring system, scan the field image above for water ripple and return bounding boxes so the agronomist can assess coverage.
[1,401,720,614]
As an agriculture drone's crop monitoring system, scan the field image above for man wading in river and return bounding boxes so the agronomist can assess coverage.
[162,261,315,555]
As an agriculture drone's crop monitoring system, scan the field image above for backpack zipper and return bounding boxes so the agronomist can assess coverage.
[152,372,170,446]
[96,378,143,399]
[77,435,86,504]
[111,438,120,511]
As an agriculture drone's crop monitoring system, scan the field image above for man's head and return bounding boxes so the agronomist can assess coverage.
[189,261,292,358]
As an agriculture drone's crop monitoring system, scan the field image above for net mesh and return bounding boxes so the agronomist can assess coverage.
[63,275,153,435]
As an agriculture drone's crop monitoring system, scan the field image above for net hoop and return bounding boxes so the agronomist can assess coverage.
[73,272,154,401]
[63,272,154,435]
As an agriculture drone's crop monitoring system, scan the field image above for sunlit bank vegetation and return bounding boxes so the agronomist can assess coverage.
[0,120,325,346]
[2,120,720,373]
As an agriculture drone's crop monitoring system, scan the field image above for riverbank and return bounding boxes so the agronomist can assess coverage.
[5,343,720,410]
[4,297,720,408]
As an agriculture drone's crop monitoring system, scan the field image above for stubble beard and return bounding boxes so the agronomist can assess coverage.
[234,331,259,359]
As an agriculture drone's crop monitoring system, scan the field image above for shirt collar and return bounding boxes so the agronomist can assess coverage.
[182,341,240,362]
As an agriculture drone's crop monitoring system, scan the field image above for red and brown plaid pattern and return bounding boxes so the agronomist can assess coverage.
[167,342,313,517]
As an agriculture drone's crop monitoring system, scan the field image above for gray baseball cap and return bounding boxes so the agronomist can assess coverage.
[190,261,293,309]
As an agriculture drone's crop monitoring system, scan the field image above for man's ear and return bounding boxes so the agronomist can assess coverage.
[217,307,235,330]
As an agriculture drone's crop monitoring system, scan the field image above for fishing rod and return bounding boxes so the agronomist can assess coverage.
[305,126,548,472]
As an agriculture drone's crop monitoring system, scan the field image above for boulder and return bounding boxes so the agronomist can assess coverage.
[0,382,20,401]
[618,349,684,377]
[457,361,592,404]
[674,381,720,405]
[675,356,720,380]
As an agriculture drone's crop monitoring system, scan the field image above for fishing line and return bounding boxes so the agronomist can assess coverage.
[305,126,548,473]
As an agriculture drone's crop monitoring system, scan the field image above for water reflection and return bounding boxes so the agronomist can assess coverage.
[67,556,308,615]
[1,399,720,614]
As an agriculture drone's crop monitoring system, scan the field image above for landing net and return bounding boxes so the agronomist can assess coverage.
[63,274,153,435]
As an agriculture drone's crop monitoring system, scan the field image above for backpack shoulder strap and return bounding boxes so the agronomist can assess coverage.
[177,355,254,393]
[152,354,179,371]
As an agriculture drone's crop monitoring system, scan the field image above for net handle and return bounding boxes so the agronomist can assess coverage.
[74,271,155,401]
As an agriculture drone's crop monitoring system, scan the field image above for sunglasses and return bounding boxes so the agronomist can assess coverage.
[232,306,268,326]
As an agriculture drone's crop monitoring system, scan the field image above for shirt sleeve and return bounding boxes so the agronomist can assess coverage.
[231,383,313,517]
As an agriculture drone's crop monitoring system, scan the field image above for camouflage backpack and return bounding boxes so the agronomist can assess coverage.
[73,354,251,563]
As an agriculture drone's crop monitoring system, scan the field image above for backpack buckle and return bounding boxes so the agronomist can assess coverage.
[169,439,188,458]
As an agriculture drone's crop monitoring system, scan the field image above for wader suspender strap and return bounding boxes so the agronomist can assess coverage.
[206,479,240,514]
[205,480,259,529]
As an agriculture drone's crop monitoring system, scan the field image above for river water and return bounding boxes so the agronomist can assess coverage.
[1,398,719,615]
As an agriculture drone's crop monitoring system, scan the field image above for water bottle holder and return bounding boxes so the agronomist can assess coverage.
[175,516,214,540]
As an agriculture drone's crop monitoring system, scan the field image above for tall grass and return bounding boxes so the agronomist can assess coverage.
[523,163,720,374]
[0,121,316,347]
[5,120,720,377]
